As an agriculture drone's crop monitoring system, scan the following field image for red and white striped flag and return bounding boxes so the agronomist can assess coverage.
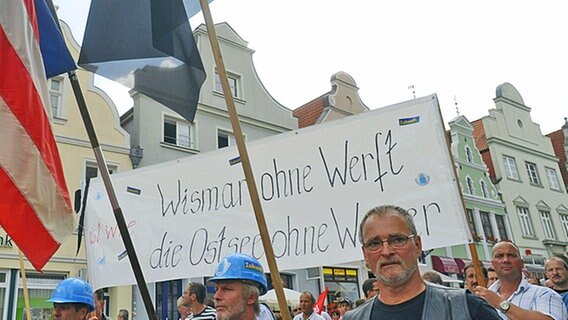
[0,0,76,270]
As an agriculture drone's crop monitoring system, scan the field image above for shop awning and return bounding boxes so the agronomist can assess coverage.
[524,264,545,273]
[431,256,460,274]
[418,264,462,283]
[454,258,471,273]
[454,258,493,273]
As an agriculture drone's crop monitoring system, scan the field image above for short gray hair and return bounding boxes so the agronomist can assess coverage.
[242,281,261,314]
[359,205,417,244]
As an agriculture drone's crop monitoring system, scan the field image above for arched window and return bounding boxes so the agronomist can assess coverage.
[465,146,473,163]
[480,181,488,198]
[466,177,475,195]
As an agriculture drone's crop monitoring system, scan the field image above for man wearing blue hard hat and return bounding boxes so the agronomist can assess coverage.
[210,253,269,320]
[48,278,95,320]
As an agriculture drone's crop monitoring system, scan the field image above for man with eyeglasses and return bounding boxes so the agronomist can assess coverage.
[474,241,567,319]
[343,205,500,320]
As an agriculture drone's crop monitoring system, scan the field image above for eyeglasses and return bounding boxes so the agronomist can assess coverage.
[363,234,415,251]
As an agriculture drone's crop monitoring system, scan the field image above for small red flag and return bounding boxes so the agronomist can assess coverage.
[314,287,329,315]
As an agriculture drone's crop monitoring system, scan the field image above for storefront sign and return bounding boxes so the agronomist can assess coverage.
[85,95,471,289]
[0,232,13,248]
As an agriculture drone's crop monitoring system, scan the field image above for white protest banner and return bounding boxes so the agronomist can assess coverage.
[84,95,471,289]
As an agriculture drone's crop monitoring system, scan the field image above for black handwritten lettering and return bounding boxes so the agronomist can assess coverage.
[189,228,208,266]
[150,232,183,269]
[330,203,360,249]
[158,179,247,215]
[319,131,403,192]
[260,159,313,201]
[407,202,441,236]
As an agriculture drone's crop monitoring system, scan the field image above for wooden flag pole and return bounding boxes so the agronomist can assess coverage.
[18,251,32,320]
[198,1,292,319]
[66,72,158,320]
[45,1,158,319]
[438,102,486,287]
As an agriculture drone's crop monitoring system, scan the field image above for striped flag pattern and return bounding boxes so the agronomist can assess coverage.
[0,0,76,270]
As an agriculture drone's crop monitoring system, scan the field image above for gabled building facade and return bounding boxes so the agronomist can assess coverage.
[472,83,568,277]
[120,22,297,168]
[430,116,508,280]
[547,118,568,191]
[293,71,369,128]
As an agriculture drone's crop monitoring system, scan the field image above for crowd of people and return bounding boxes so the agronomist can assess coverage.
[46,204,568,319]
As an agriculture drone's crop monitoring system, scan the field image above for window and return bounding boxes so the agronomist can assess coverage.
[466,177,475,195]
[164,118,193,148]
[540,211,556,239]
[503,156,519,180]
[465,146,473,163]
[16,273,65,320]
[156,280,182,320]
[495,215,508,241]
[215,72,239,98]
[545,167,561,190]
[466,209,478,238]
[517,207,534,237]
[525,162,541,185]
[49,77,64,118]
[0,271,6,318]
[480,211,494,241]
[322,267,359,305]
[218,131,236,149]
[480,181,488,198]
[85,162,117,184]
[265,273,294,290]
[560,215,568,240]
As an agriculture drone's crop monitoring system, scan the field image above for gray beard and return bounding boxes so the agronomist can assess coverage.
[217,304,247,320]
[376,264,417,286]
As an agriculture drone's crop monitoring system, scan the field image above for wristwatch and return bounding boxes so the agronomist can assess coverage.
[499,300,511,314]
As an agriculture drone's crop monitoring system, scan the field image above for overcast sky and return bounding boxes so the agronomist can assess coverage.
[53,0,567,134]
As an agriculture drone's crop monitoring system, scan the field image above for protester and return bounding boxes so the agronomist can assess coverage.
[93,289,110,320]
[330,311,339,320]
[527,276,541,286]
[343,204,500,319]
[545,255,568,309]
[178,296,192,320]
[48,278,95,320]
[293,292,324,320]
[256,303,276,320]
[422,271,444,285]
[487,267,499,288]
[337,298,352,320]
[292,304,302,316]
[361,278,379,300]
[183,282,216,319]
[474,241,567,319]
[116,309,129,320]
[463,263,488,291]
[210,253,268,320]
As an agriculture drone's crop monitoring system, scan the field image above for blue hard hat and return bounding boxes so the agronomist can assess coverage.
[210,253,268,295]
[48,278,95,311]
